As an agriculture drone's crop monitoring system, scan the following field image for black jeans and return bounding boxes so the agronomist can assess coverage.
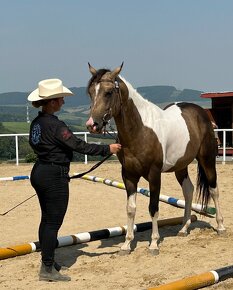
[30,161,70,266]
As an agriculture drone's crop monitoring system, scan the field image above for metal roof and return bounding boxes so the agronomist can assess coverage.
[201,92,233,98]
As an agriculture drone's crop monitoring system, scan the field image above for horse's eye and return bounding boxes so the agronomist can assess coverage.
[105,91,113,97]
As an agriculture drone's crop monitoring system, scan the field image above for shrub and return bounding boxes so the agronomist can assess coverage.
[25,152,37,163]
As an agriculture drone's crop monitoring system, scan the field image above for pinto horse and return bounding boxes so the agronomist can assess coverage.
[86,63,225,255]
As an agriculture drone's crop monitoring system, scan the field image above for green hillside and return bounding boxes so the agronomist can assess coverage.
[2,122,30,133]
[0,84,210,133]
[0,85,206,107]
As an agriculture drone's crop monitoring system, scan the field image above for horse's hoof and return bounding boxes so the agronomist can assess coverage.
[217,229,227,236]
[118,249,131,256]
[177,231,188,237]
[149,248,159,256]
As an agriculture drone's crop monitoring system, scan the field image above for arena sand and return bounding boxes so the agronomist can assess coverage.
[0,161,233,290]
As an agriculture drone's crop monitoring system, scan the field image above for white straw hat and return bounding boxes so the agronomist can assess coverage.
[28,78,74,101]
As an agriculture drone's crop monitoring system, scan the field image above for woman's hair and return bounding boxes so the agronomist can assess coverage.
[32,99,51,108]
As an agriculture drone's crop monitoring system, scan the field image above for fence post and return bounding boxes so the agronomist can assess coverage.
[222,130,226,164]
[15,135,19,166]
[84,132,88,164]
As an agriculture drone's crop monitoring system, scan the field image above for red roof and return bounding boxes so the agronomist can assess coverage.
[201,92,233,98]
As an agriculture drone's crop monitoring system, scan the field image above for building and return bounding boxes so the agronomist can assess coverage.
[201,91,233,149]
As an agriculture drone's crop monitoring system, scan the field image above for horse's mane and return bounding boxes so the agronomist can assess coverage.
[119,76,161,111]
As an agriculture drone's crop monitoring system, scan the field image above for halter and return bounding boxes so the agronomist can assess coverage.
[98,78,122,142]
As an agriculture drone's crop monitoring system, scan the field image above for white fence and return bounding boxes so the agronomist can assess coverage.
[0,129,232,165]
[0,132,91,165]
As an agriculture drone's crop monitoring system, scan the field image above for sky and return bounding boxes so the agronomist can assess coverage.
[1,0,233,93]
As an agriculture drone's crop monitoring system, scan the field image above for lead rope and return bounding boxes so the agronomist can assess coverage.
[0,127,117,216]
[1,127,117,215]
[69,122,119,180]
[1,83,122,215]
[69,153,113,180]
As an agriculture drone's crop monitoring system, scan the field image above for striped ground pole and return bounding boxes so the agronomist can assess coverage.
[74,174,216,215]
[148,265,233,290]
[0,175,30,181]
[0,174,216,215]
[0,215,197,260]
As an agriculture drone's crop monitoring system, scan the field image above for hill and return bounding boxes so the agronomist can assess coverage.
[0,85,206,107]
[0,85,210,128]
[0,87,89,106]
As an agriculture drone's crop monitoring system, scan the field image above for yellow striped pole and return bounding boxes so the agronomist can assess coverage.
[0,243,35,259]
[148,272,216,290]
[148,265,233,290]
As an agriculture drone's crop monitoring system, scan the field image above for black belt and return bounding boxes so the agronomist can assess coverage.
[37,160,70,167]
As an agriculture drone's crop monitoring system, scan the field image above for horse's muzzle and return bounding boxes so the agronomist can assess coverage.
[86,117,103,133]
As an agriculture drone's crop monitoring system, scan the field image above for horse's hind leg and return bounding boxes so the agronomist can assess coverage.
[120,170,140,254]
[209,185,225,234]
[175,168,194,236]
[197,154,225,234]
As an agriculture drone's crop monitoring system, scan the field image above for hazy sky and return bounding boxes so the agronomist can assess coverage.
[1,0,233,93]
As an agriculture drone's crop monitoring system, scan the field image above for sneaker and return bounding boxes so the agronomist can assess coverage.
[39,263,71,282]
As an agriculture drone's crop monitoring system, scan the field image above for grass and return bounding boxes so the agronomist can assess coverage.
[2,122,30,133]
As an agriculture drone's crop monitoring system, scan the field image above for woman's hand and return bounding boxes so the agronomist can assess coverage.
[109,143,122,154]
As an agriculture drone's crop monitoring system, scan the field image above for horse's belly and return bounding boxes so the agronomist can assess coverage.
[161,130,190,172]
[162,139,192,172]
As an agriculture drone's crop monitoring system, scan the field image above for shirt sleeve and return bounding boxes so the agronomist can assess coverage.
[55,123,111,156]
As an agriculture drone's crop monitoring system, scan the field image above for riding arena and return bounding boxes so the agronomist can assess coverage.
[1,65,233,289]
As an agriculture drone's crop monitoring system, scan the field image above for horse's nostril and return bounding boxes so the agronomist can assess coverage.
[93,122,101,132]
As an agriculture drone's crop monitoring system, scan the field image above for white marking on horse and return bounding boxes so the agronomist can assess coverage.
[128,192,137,214]
[93,83,100,108]
[121,192,137,251]
[209,186,225,233]
[120,77,190,171]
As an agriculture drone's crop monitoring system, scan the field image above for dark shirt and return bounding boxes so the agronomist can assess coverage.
[29,112,110,164]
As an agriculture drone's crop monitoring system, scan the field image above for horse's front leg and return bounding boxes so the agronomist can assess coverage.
[148,171,161,255]
[120,171,139,255]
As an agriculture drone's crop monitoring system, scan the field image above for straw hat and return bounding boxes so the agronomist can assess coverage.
[28,78,74,101]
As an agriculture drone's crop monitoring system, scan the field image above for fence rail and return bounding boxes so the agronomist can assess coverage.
[0,129,232,165]
[0,132,97,165]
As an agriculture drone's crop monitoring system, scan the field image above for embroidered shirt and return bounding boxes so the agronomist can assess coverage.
[29,112,110,164]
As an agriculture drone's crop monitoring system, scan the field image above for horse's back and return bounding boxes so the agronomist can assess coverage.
[164,102,211,133]
[175,102,209,120]
[161,102,214,172]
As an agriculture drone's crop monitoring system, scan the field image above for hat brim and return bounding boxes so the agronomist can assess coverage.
[28,87,74,102]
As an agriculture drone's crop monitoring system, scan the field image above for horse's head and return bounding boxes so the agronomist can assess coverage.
[86,63,124,133]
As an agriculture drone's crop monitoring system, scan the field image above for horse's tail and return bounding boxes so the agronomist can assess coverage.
[196,163,211,212]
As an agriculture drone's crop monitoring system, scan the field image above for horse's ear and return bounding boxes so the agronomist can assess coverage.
[88,62,97,75]
[110,62,124,79]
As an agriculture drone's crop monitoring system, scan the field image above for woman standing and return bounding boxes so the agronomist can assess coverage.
[28,79,121,282]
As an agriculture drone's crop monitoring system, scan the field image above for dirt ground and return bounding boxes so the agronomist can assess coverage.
[0,161,233,290]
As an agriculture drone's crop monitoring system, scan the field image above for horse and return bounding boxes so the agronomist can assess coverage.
[85,63,225,255]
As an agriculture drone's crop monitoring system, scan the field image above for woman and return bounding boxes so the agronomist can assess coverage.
[28,79,121,282]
